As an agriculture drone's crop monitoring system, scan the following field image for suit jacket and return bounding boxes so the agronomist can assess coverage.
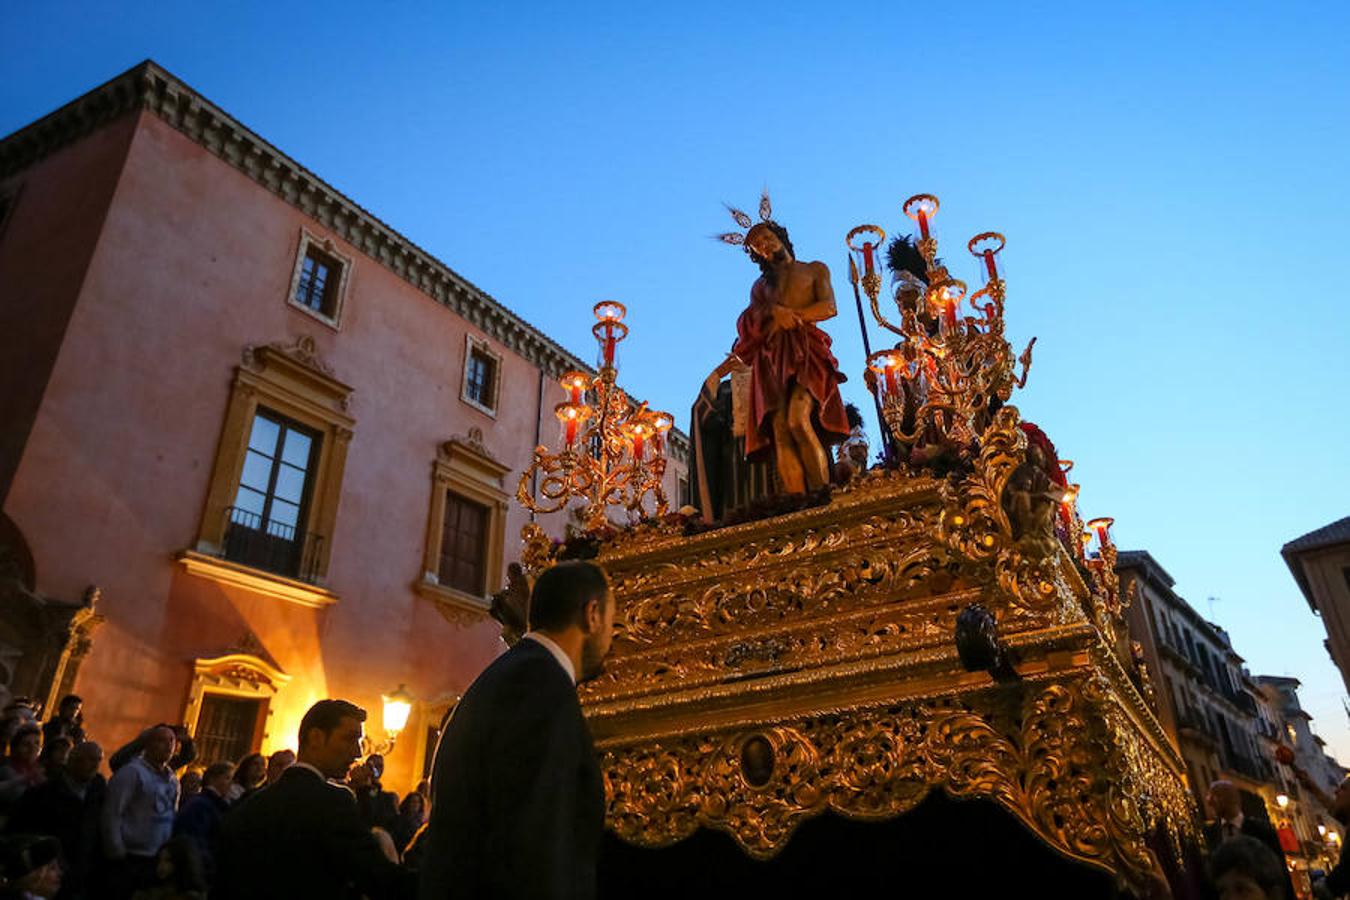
[418,638,605,900]
[1204,816,1297,899]
[172,788,229,877]
[215,766,415,900]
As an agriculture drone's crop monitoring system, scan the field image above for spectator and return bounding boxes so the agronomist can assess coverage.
[352,755,397,832]
[41,697,84,748]
[264,750,294,787]
[0,834,61,900]
[1211,835,1289,900]
[130,836,206,900]
[414,779,430,807]
[38,737,72,781]
[1204,780,1296,900]
[172,762,231,879]
[1316,774,1350,898]
[102,726,179,899]
[176,771,201,812]
[400,822,429,876]
[109,727,195,774]
[223,754,264,805]
[8,740,106,899]
[388,793,425,858]
[214,699,414,899]
[3,701,40,726]
[0,725,46,823]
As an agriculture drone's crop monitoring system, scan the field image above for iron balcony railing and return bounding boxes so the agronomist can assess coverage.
[220,506,324,583]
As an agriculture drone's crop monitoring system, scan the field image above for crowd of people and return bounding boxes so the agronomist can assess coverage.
[0,695,429,899]
[0,561,1347,899]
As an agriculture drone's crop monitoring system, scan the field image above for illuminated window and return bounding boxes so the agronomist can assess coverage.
[195,694,262,765]
[180,338,353,608]
[460,337,501,416]
[226,410,320,580]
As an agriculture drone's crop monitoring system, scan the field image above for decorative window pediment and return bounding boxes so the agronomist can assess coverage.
[180,336,354,607]
[415,429,511,625]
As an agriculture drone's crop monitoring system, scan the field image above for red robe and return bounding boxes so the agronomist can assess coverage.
[733,293,850,460]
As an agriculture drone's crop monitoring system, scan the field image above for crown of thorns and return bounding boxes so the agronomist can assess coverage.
[715,190,776,247]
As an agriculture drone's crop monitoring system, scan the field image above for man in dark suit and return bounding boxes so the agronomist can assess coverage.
[215,699,415,900]
[1204,779,1297,900]
[419,560,615,900]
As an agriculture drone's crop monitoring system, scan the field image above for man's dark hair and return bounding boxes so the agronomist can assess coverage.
[8,723,39,752]
[745,221,795,285]
[203,761,234,783]
[58,694,81,710]
[297,699,366,748]
[528,560,609,632]
[1209,835,1287,899]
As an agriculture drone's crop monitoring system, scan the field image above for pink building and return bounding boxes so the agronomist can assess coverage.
[0,61,687,793]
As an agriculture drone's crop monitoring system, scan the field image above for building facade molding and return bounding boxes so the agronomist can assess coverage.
[416,429,511,626]
[183,651,293,752]
[177,551,339,609]
[0,60,689,458]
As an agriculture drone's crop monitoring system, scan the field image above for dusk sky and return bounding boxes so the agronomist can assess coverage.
[5,3,1348,755]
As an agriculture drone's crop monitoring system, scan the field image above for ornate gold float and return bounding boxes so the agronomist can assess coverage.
[512,195,1201,895]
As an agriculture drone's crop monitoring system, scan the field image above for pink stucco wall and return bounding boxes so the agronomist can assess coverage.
[2,109,683,792]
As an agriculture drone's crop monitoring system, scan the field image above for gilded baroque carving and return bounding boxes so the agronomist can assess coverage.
[602,680,1193,888]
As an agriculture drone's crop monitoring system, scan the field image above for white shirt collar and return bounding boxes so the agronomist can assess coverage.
[523,632,576,684]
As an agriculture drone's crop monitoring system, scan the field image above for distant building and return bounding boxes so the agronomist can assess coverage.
[1119,551,1276,814]
[0,61,687,792]
[1120,549,1347,879]
[1283,517,1350,695]
[1257,676,1346,871]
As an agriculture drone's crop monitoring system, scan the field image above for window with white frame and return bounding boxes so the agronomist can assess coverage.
[460,336,501,416]
[286,231,352,328]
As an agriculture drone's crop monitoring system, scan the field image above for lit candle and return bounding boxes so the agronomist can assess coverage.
[592,301,628,370]
[565,411,579,447]
[1087,516,1115,550]
[903,195,939,243]
[1059,484,1080,531]
[652,412,673,455]
[560,371,589,405]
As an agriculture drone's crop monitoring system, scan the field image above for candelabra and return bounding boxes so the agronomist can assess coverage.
[517,302,673,531]
[850,195,1035,460]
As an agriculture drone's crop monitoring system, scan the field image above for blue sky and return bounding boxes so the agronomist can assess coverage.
[5,2,1348,756]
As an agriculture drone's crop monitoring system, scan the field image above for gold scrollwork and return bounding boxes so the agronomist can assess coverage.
[602,682,1192,892]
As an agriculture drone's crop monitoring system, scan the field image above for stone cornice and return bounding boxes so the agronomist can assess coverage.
[0,60,690,453]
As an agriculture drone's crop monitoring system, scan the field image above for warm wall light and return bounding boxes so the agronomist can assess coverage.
[382,684,414,740]
[1276,793,1290,809]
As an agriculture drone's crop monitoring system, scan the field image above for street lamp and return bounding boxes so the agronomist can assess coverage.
[363,684,414,757]
[1276,793,1290,810]
[382,684,413,743]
